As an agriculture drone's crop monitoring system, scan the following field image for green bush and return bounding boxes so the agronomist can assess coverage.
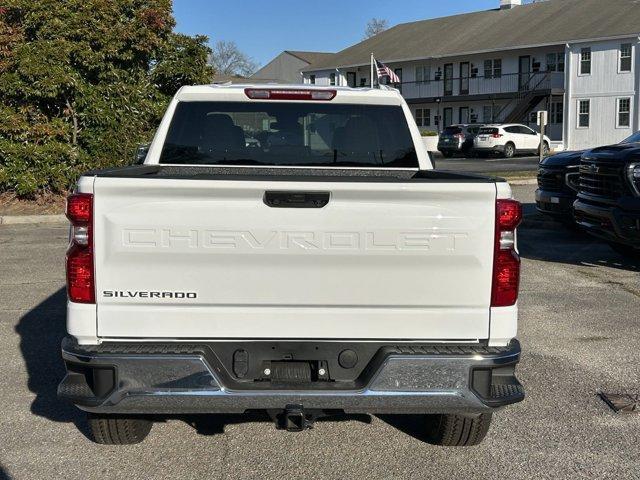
[0,0,214,198]
[420,129,439,137]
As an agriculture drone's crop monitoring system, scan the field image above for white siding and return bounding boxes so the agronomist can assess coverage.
[567,38,638,150]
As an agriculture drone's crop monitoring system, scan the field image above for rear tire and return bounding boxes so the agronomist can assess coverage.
[503,142,516,158]
[423,413,492,447]
[608,242,640,260]
[88,414,153,445]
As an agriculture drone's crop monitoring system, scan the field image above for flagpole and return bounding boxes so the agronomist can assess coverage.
[370,53,374,89]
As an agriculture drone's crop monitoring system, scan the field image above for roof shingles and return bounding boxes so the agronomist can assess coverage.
[304,0,640,71]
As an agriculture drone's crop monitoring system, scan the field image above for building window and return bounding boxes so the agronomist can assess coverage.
[580,48,591,75]
[578,99,590,128]
[546,52,565,72]
[617,98,631,128]
[551,101,564,124]
[483,105,496,123]
[309,75,316,85]
[620,44,632,73]
[415,108,431,127]
[415,65,431,83]
[484,59,502,79]
[330,73,336,86]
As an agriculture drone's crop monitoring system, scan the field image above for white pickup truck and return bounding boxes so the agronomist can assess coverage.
[58,84,524,446]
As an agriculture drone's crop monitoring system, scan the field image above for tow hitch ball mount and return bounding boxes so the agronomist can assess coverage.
[270,404,314,432]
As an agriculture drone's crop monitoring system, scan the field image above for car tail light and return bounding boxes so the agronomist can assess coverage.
[454,133,465,139]
[491,199,522,307]
[66,193,95,303]
[244,88,337,101]
[491,133,503,139]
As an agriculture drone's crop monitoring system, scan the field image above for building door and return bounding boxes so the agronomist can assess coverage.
[394,68,403,93]
[459,107,470,124]
[444,64,454,96]
[443,107,453,127]
[518,56,531,91]
[459,62,470,95]
[347,72,356,88]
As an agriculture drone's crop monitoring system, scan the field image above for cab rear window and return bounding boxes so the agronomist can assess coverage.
[160,102,419,168]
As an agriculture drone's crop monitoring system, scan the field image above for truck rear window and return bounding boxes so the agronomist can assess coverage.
[159,102,419,168]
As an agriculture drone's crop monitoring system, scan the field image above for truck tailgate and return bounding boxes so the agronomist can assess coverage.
[93,176,497,340]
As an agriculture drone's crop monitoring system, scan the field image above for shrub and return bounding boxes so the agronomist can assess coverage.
[0,0,214,197]
[420,129,439,137]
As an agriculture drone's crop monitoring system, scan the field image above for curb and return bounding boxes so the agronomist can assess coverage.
[507,178,537,185]
[0,214,67,225]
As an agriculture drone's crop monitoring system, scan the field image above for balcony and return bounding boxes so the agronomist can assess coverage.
[399,71,565,102]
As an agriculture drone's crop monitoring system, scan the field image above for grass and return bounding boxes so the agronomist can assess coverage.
[490,170,538,181]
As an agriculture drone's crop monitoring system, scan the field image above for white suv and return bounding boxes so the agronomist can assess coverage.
[474,124,550,158]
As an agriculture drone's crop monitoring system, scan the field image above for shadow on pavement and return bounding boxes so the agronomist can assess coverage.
[0,464,11,480]
[14,287,87,433]
[178,412,371,436]
[518,203,640,272]
[376,415,431,443]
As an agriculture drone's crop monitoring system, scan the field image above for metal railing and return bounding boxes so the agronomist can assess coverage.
[397,71,565,99]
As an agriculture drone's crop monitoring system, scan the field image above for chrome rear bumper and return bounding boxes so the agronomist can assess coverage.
[58,337,523,415]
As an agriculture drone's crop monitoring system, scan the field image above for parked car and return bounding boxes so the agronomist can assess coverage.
[438,124,483,157]
[574,131,640,259]
[474,124,551,158]
[536,131,640,224]
[58,84,524,447]
[535,150,583,222]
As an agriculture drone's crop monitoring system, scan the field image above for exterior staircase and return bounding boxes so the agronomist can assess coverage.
[495,72,553,123]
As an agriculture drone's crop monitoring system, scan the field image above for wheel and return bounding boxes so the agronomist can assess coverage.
[608,242,640,260]
[503,142,516,158]
[88,414,153,445]
[423,413,492,447]
[538,141,550,157]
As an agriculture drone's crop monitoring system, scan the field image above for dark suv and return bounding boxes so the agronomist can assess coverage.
[536,150,583,222]
[573,131,640,258]
[438,124,483,157]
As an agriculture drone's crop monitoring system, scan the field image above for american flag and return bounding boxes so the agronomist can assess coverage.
[375,58,401,84]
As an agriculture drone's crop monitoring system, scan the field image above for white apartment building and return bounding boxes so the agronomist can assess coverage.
[301,0,640,151]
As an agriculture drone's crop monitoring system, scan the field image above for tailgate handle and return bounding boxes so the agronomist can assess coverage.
[264,191,330,209]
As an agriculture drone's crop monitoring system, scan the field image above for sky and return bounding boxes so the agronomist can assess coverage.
[173,0,502,68]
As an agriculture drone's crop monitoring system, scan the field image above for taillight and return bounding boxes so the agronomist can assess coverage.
[66,193,95,303]
[491,199,522,307]
[454,133,465,139]
[244,88,337,101]
[491,133,503,139]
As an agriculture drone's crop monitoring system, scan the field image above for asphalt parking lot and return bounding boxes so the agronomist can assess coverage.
[1,184,639,480]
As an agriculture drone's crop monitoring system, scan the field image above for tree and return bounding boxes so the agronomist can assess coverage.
[364,18,389,39]
[208,40,257,77]
[0,0,214,196]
